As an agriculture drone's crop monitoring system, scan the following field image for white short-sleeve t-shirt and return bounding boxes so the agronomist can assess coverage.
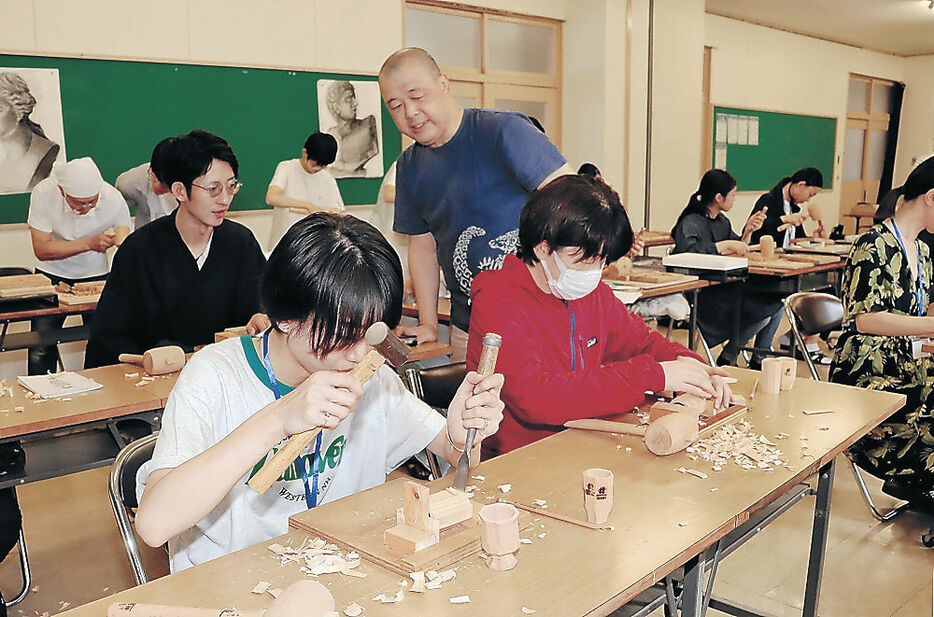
[27,176,133,279]
[114,163,177,228]
[136,336,445,572]
[268,159,344,249]
[368,162,409,276]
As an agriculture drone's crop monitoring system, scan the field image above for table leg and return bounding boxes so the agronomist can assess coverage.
[680,553,708,617]
[802,458,835,617]
[688,288,699,352]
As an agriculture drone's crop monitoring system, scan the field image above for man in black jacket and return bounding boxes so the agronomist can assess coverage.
[85,131,267,368]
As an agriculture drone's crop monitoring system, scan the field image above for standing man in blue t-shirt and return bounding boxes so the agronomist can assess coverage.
[378,48,571,361]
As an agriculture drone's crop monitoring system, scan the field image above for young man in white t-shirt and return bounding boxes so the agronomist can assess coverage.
[265,132,345,249]
[26,156,132,374]
[114,137,178,229]
[134,213,505,572]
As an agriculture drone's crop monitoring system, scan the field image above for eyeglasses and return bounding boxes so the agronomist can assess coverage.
[191,180,242,198]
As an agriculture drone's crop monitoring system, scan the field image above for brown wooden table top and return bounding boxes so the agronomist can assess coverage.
[402,297,452,325]
[641,230,675,247]
[0,364,177,439]
[638,278,711,299]
[747,259,845,278]
[0,300,97,321]
[59,367,903,617]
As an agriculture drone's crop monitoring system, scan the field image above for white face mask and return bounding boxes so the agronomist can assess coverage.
[542,250,603,300]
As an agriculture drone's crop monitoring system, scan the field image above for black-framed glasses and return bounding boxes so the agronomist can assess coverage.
[191,180,242,198]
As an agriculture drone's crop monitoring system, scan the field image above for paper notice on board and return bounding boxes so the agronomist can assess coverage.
[715,114,728,144]
[736,116,749,146]
[748,117,759,145]
[726,115,739,144]
[714,145,728,170]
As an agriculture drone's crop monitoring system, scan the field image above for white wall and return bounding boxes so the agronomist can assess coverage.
[704,14,905,233]
[894,54,934,183]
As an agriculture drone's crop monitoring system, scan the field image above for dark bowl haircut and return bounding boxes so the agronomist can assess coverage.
[304,132,338,166]
[903,155,934,202]
[517,174,633,265]
[261,213,403,356]
[160,129,239,195]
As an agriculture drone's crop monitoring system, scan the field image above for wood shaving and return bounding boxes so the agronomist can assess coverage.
[817,426,830,431]
[124,372,138,378]
[13,406,23,412]
[532,499,548,508]
[687,420,791,473]
[439,568,457,582]
[449,595,471,604]
[520,538,532,544]
[373,588,405,603]
[710,487,718,492]
[251,580,272,594]
[340,568,368,579]
[802,409,834,415]
[676,467,709,479]
[268,588,282,598]
[522,608,537,614]
[472,475,485,481]
[678,521,688,527]
[343,602,364,617]
[538,532,547,539]
[410,571,426,593]
[498,483,512,493]
[774,432,790,440]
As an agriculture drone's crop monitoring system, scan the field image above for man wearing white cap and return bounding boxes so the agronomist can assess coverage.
[26,156,132,374]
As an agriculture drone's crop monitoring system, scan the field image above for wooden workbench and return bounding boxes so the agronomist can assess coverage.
[58,368,903,617]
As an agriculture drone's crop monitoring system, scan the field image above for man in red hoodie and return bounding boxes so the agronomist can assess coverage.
[467,175,732,457]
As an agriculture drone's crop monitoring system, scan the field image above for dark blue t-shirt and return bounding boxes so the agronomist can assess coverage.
[393,108,566,331]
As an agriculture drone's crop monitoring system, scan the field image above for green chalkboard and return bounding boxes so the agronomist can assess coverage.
[0,54,402,224]
[712,106,836,193]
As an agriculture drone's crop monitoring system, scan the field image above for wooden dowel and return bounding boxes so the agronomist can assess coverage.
[498,499,612,531]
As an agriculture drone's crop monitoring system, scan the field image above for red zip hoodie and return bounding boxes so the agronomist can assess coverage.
[467,254,703,457]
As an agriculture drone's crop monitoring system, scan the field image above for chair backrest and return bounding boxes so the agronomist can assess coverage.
[108,433,158,585]
[409,362,466,411]
[785,292,843,337]
[0,267,33,277]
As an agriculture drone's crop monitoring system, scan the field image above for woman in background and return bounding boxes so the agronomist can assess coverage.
[0,72,59,193]
[831,156,934,510]
[672,169,777,368]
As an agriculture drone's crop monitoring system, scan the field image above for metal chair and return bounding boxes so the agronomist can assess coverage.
[404,362,466,481]
[108,433,159,585]
[784,292,908,522]
[2,494,31,608]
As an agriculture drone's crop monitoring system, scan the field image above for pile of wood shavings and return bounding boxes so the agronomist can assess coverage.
[685,420,792,472]
[267,537,365,578]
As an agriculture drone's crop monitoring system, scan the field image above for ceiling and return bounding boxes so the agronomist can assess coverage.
[706,0,934,56]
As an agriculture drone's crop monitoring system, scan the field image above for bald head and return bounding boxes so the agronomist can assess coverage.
[379,48,461,148]
[379,48,442,80]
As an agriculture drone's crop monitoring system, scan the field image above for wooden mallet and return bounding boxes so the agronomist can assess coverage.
[106,580,336,617]
[247,322,411,494]
[118,346,185,375]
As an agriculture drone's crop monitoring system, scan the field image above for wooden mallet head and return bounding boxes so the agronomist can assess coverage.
[118,345,186,375]
[106,581,335,617]
[364,322,411,367]
[644,413,699,456]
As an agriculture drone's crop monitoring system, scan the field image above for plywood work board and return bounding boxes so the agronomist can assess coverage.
[614,269,699,290]
[0,274,55,299]
[289,477,531,575]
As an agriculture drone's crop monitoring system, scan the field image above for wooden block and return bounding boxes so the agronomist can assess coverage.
[403,481,432,531]
[760,358,783,394]
[0,274,51,291]
[215,326,249,343]
[429,488,473,529]
[384,523,439,554]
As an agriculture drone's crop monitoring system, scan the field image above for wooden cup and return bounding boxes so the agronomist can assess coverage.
[760,357,783,394]
[478,502,519,571]
[779,357,797,391]
[582,468,614,524]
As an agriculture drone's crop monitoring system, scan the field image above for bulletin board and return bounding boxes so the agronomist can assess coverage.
[0,54,402,225]
[712,106,836,192]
